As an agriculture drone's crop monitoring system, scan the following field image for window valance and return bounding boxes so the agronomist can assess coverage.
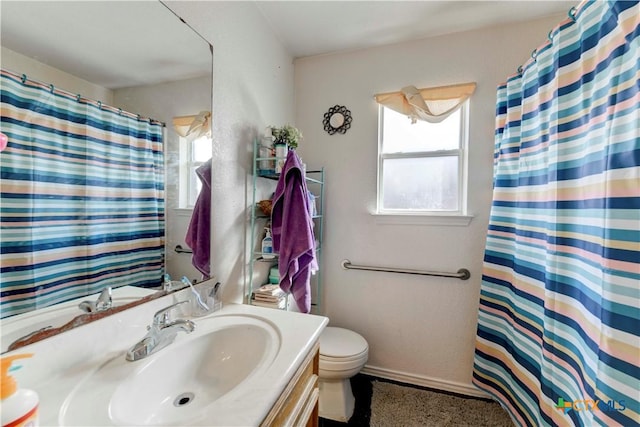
[374,82,476,123]
[172,111,211,138]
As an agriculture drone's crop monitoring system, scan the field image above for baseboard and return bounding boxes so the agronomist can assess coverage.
[361,365,491,399]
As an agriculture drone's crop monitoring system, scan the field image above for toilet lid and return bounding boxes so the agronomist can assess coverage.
[320,327,368,358]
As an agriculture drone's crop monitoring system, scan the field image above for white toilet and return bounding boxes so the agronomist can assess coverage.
[318,326,369,422]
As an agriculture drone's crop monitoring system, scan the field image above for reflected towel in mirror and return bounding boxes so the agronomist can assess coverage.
[186,158,212,278]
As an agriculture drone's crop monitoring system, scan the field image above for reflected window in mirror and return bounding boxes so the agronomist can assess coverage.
[180,134,212,208]
[173,114,212,209]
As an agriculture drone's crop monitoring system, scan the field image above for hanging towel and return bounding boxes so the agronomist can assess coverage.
[185,158,212,278]
[271,150,317,313]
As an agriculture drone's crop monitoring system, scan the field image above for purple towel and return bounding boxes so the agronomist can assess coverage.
[185,158,212,278]
[271,150,318,313]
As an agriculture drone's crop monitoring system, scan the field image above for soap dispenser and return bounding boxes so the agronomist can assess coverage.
[262,227,275,260]
[1,353,39,427]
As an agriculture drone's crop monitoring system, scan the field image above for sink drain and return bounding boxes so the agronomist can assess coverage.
[174,392,195,407]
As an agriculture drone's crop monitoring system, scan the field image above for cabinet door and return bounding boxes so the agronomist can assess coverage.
[261,343,320,427]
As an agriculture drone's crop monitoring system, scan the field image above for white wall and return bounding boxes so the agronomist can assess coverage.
[164,1,295,303]
[294,15,564,395]
[1,47,114,104]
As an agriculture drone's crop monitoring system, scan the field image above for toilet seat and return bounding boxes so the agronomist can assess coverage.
[320,352,368,373]
[320,349,368,363]
[319,327,369,376]
[319,327,368,359]
[317,327,369,422]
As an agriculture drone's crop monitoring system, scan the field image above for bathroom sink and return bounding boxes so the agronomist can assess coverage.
[59,314,281,426]
[1,286,157,352]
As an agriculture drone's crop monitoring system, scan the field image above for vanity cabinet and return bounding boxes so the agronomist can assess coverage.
[247,138,325,314]
[9,299,328,426]
[261,342,320,427]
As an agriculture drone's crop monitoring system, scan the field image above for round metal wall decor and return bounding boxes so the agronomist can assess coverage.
[323,105,352,135]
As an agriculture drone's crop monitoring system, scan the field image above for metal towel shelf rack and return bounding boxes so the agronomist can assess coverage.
[341,259,470,281]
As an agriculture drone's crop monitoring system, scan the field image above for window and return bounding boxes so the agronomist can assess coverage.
[377,101,468,215]
[179,134,211,208]
[173,112,211,209]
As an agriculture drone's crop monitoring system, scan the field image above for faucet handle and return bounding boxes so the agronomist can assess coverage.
[95,286,113,311]
[152,301,189,328]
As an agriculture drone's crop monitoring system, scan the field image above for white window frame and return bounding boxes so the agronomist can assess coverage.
[178,134,210,209]
[375,101,472,225]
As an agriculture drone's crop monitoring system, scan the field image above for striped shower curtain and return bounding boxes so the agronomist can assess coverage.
[0,69,165,318]
[473,1,639,427]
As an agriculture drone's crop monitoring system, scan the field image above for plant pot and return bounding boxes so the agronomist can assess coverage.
[275,143,288,173]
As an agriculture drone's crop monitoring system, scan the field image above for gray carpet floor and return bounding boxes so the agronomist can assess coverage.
[370,380,514,427]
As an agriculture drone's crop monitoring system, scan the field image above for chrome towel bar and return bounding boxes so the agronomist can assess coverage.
[341,259,470,280]
[174,245,193,254]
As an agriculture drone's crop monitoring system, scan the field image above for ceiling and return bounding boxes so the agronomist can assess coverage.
[0,1,573,88]
[0,1,212,89]
[256,1,574,58]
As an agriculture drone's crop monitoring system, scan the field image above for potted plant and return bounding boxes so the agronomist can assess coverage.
[269,124,303,150]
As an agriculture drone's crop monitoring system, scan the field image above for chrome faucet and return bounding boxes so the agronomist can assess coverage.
[78,287,112,313]
[126,301,195,362]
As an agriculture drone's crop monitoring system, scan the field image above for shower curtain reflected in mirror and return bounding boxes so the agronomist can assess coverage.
[0,69,165,318]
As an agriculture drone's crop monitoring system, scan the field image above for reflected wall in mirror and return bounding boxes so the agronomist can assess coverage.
[0,1,213,349]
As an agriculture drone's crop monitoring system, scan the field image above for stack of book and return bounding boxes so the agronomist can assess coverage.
[252,284,287,309]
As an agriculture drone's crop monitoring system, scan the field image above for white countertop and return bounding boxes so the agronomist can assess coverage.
[3,290,328,426]
[1,286,157,352]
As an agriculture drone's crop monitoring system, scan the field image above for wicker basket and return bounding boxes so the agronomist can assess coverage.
[257,199,273,216]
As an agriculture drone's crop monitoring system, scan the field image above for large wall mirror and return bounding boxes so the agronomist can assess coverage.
[0,1,213,351]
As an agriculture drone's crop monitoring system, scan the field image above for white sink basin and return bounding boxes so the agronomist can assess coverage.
[59,314,281,426]
[1,286,156,352]
[4,298,328,427]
